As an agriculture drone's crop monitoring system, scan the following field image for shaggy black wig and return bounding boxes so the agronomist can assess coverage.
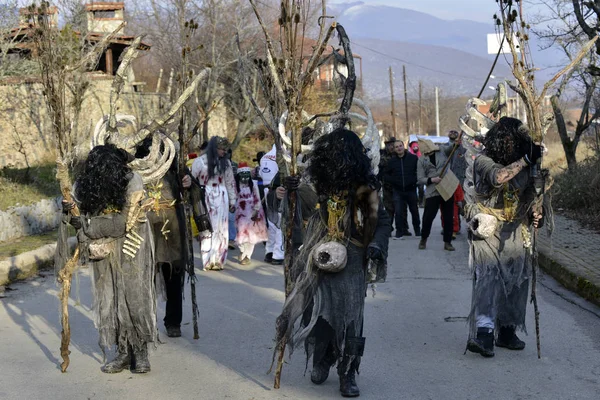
[307,128,374,196]
[206,136,230,179]
[75,144,132,215]
[484,117,532,166]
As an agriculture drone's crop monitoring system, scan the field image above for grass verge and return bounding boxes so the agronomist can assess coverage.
[0,163,61,211]
[0,230,59,259]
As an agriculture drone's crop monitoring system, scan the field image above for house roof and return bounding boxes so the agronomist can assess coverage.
[6,26,151,52]
[85,2,125,11]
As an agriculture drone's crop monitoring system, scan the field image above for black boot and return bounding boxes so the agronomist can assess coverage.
[311,359,331,385]
[338,337,365,397]
[466,327,495,358]
[339,367,360,397]
[496,325,526,350]
[101,348,131,373]
[132,344,151,373]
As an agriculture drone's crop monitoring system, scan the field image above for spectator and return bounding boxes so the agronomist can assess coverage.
[409,140,425,207]
[417,137,457,251]
[384,140,421,239]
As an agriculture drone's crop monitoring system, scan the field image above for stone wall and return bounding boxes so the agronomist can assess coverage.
[0,75,231,168]
[0,197,61,242]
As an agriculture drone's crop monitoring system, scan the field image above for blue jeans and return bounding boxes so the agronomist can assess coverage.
[228,211,236,242]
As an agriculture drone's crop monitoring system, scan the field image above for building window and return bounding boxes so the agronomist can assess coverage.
[94,10,116,19]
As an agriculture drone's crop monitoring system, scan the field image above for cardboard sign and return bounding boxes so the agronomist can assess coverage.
[436,169,459,201]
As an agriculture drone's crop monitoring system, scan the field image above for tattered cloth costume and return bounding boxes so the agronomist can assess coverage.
[462,117,551,356]
[234,163,268,263]
[56,145,156,372]
[146,168,187,335]
[273,129,391,397]
[191,140,236,270]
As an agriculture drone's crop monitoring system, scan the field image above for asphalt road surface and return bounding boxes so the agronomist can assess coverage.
[1,218,600,400]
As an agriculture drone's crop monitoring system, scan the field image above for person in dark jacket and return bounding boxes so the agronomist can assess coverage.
[385,140,421,238]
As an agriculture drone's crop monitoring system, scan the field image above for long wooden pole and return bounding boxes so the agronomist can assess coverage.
[418,81,422,133]
[403,65,410,138]
[389,66,397,137]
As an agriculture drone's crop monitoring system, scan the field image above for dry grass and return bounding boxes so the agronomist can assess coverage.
[550,140,600,231]
[0,164,61,211]
[0,230,59,259]
[543,141,595,174]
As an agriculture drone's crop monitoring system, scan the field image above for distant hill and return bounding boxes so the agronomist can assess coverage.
[328,2,563,99]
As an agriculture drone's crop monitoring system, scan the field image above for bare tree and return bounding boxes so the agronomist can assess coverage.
[534,0,600,170]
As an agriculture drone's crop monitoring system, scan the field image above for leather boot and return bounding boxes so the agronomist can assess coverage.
[339,367,360,397]
[466,327,495,358]
[101,347,131,373]
[132,344,151,373]
[496,325,525,350]
[338,337,365,397]
[311,359,331,385]
[418,239,427,250]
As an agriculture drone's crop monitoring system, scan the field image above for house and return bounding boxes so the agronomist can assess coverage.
[4,2,150,81]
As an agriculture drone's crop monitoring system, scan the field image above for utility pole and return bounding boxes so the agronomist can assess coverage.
[389,66,397,137]
[418,81,422,133]
[435,86,440,137]
[403,65,410,137]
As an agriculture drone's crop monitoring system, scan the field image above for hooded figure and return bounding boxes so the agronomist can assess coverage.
[273,128,391,398]
[191,136,237,270]
[58,144,157,373]
[464,117,546,358]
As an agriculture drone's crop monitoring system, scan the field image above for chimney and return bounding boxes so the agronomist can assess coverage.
[19,6,59,29]
[85,2,125,34]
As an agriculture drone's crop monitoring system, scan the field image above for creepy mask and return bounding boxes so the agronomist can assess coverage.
[238,171,251,184]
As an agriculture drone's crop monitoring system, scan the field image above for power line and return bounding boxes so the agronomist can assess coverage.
[349,40,484,82]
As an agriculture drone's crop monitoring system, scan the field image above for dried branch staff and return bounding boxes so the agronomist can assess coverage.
[493,0,597,359]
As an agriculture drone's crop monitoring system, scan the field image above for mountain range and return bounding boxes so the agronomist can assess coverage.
[329,2,562,99]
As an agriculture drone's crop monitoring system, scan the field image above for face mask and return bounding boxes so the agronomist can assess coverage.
[239,172,251,184]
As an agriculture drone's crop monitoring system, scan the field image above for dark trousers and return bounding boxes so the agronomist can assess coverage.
[421,194,454,243]
[161,261,184,328]
[393,188,420,235]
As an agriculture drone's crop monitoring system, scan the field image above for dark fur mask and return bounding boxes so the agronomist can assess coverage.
[75,144,132,215]
[307,128,374,197]
[484,117,532,166]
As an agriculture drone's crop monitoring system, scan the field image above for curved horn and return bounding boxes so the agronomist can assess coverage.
[278,111,293,147]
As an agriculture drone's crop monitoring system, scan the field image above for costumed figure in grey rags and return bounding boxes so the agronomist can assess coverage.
[56,143,157,373]
[462,116,550,358]
[273,127,391,397]
[135,135,188,338]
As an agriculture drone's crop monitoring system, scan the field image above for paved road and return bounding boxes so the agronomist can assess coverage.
[1,219,600,400]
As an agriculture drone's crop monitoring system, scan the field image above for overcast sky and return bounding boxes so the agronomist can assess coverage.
[331,0,542,23]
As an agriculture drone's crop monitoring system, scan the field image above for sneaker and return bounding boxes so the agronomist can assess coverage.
[240,257,251,265]
[402,231,412,237]
[496,326,526,350]
[228,240,236,250]
[418,239,426,250]
[452,233,457,240]
[393,234,403,240]
[271,259,284,265]
[466,328,495,358]
[444,242,455,251]
[264,252,273,262]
